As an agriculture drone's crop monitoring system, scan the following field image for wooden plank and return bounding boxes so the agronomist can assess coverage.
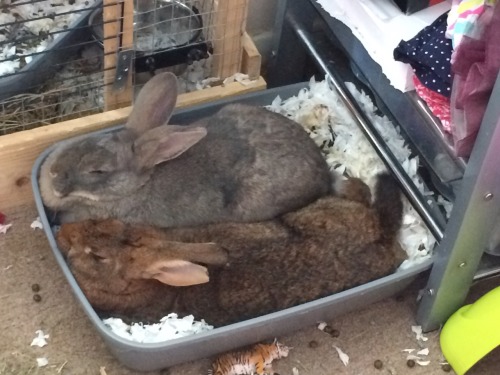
[0,77,266,210]
[121,0,134,50]
[103,0,134,111]
[241,32,262,80]
[211,0,249,79]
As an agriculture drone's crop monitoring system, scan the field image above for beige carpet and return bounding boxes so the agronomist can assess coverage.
[1,203,499,375]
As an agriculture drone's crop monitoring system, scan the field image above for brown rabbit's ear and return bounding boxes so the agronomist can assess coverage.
[133,125,207,170]
[167,242,228,265]
[143,259,210,286]
[140,242,226,285]
[126,72,178,134]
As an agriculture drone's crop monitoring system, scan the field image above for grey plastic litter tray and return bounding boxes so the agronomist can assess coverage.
[31,82,433,372]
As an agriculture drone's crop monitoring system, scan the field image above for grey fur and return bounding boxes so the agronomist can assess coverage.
[39,72,333,227]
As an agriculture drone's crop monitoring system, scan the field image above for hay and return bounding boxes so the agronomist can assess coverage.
[0,91,60,135]
[0,75,103,136]
[0,43,104,136]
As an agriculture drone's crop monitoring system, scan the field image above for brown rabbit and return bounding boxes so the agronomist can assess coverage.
[56,173,405,327]
[39,72,333,227]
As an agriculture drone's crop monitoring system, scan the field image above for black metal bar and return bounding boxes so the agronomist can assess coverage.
[134,41,210,73]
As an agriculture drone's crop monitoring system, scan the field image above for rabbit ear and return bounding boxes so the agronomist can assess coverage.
[143,259,210,286]
[133,125,207,170]
[170,242,228,265]
[140,242,226,285]
[126,72,178,134]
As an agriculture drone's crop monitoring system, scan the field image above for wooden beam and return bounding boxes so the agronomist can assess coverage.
[241,32,262,80]
[211,0,249,79]
[0,77,266,210]
[103,0,134,111]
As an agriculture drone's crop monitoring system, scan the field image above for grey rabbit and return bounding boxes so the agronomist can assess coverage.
[39,72,333,227]
[56,173,406,327]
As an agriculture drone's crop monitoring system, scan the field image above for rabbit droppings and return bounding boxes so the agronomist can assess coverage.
[56,173,406,327]
[39,72,333,227]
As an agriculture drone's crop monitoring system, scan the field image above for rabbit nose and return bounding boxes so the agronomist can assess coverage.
[53,178,72,198]
[54,185,72,198]
[50,171,57,178]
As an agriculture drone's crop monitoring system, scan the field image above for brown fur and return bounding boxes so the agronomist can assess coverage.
[57,175,406,327]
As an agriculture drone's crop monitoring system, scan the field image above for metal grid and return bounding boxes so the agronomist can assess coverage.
[132,0,249,91]
[133,0,205,53]
[0,0,249,135]
[0,0,107,135]
[200,0,248,79]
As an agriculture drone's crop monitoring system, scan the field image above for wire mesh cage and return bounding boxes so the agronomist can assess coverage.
[0,0,251,136]
[0,0,103,134]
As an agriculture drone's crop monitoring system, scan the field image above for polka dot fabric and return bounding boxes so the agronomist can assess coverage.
[394,12,453,97]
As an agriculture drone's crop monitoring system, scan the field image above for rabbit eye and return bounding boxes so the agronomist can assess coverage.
[89,251,107,262]
[90,253,106,261]
[84,246,108,262]
[88,170,107,175]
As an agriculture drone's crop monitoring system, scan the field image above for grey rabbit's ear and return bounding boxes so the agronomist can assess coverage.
[126,72,178,134]
[133,125,207,170]
[143,259,210,286]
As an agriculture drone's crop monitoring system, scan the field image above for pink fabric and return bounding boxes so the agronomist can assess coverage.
[451,2,500,157]
[413,75,452,133]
